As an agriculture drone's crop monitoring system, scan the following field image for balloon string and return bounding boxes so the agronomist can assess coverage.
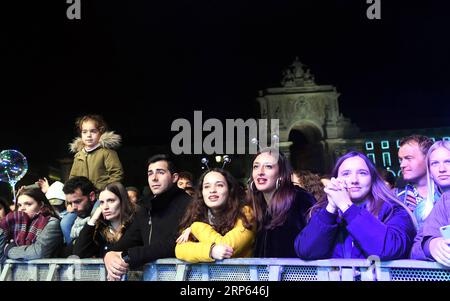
[11,183,16,205]
[5,171,17,204]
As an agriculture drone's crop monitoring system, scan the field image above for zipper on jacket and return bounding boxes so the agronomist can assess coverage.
[84,152,90,178]
[148,214,153,245]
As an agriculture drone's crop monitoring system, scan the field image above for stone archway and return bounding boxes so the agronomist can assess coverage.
[288,123,325,173]
[257,57,360,175]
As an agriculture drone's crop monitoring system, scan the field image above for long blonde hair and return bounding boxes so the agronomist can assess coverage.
[422,140,450,220]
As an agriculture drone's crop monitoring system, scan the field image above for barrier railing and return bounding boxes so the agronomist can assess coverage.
[0,258,449,281]
[143,258,376,281]
[0,258,106,281]
[378,260,450,281]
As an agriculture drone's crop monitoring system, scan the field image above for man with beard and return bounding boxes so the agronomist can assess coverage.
[60,176,98,256]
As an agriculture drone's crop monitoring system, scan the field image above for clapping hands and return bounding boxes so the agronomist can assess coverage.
[323,177,353,213]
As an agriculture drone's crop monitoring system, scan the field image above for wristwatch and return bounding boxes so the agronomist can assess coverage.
[121,250,130,264]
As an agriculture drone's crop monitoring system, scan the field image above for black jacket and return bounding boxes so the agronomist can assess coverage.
[254,186,315,258]
[72,218,133,258]
[111,185,191,268]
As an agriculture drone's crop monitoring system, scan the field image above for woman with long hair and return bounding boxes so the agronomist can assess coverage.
[0,187,62,260]
[296,151,416,260]
[413,140,450,229]
[175,168,255,262]
[411,140,450,262]
[248,148,315,258]
[73,182,135,258]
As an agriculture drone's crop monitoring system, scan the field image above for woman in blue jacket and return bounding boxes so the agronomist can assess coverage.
[295,151,416,260]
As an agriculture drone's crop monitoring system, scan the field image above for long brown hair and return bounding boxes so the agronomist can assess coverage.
[178,168,252,236]
[16,187,58,218]
[248,148,296,230]
[292,170,325,202]
[308,151,416,226]
[96,182,135,243]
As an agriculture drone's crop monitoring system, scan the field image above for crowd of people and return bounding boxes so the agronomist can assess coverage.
[1,114,450,280]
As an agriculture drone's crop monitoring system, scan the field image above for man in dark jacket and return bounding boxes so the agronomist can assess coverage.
[103,154,191,280]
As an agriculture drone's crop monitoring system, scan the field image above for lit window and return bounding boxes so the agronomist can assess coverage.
[367,153,376,164]
[381,140,390,149]
[365,141,374,151]
[382,152,391,167]
[396,139,400,148]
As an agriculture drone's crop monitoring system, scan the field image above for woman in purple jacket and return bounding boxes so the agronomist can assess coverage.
[410,191,450,265]
[295,151,416,260]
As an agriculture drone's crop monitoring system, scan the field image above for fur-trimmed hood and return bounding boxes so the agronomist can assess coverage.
[69,131,122,153]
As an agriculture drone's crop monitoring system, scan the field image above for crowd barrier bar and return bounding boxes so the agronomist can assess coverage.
[1,258,449,281]
[143,258,375,281]
[0,258,106,281]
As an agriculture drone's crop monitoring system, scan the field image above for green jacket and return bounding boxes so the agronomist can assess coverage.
[69,131,124,190]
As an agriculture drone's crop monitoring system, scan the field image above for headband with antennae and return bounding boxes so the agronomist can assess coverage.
[200,155,232,170]
[201,157,210,170]
[222,155,231,169]
[251,134,280,151]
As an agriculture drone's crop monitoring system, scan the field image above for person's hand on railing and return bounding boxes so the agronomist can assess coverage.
[104,251,129,281]
[176,227,191,244]
[211,244,233,260]
[429,237,450,266]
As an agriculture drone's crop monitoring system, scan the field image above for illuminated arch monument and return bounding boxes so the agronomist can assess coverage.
[257,57,361,174]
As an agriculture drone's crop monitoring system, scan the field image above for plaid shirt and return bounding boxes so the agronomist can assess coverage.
[397,184,441,229]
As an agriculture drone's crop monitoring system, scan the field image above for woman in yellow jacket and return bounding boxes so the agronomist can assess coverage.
[175,168,256,262]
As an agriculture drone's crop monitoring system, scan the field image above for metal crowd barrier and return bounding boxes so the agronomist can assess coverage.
[378,260,450,281]
[0,258,449,281]
[0,258,107,281]
[143,258,376,281]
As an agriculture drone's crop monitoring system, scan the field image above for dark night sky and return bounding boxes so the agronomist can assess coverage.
[2,0,450,182]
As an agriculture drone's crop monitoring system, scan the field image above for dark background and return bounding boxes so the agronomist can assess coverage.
[2,0,450,193]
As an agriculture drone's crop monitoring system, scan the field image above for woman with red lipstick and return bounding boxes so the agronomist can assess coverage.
[249,148,315,258]
[295,151,416,260]
[175,168,256,263]
[73,182,135,258]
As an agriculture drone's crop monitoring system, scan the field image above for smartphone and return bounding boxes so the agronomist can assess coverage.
[440,225,450,240]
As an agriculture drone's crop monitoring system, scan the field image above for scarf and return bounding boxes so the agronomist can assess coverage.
[0,209,51,246]
[207,209,216,226]
[70,216,90,240]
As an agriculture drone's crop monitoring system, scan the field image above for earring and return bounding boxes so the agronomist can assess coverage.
[248,180,256,192]
[276,178,281,190]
